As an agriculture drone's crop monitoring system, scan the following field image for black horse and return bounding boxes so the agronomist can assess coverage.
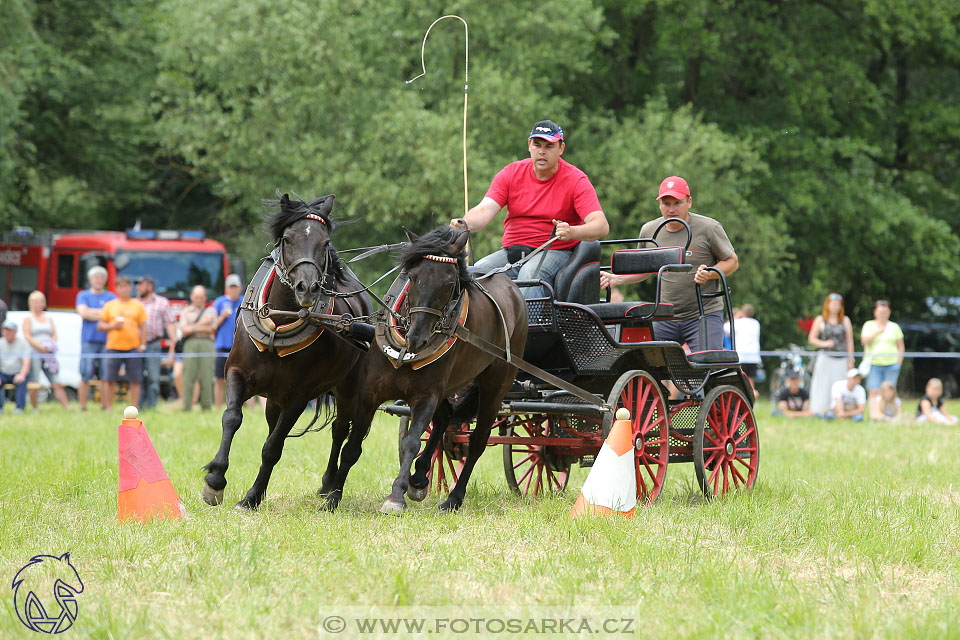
[201,193,371,510]
[320,227,527,513]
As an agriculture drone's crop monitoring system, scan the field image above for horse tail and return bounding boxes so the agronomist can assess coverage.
[286,394,336,438]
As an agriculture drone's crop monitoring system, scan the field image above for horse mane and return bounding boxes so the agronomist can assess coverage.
[399,227,472,287]
[262,191,336,241]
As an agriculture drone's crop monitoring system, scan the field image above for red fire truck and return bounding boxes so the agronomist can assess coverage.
[0,226,232,311]
[0,226,237,393]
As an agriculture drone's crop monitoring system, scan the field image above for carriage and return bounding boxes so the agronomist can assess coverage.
[382,219,759,505]
[205,196,757,513]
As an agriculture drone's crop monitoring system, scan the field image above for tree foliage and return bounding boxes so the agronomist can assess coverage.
[3,0,959,347]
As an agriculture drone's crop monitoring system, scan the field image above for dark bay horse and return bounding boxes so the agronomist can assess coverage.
[201,193,371,510]
[320,227,527,513]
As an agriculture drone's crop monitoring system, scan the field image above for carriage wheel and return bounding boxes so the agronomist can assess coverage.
[502,415,571,496]
[397,417,465,495]
[606,370,670,504]
[693,385,759,498]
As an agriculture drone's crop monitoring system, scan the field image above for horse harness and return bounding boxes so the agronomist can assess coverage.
[376,253,608,409]
[240,213,364,357]
[376,254,474,370]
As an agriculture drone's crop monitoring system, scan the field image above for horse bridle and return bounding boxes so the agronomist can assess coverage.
[405,254,464,337]
[271,213,331,290]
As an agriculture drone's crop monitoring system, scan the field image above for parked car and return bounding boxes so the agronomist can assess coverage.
[898,297,960,397]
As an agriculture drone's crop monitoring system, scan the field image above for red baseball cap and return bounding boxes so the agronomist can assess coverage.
[657,176,691,200]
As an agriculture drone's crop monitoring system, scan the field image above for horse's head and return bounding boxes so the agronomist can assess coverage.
[399,227,471,354]
[265,193,336,309]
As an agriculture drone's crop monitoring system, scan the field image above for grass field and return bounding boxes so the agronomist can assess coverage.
[1,398,959,639]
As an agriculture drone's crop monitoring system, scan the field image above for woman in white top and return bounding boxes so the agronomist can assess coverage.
[21,290,71,410]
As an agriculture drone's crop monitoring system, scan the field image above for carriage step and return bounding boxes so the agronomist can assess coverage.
[579,455,596,468]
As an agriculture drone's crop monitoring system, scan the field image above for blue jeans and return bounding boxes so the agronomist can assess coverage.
[0,371,27,410]
[474,248,572,299]
[142,340,164,409]
[865,362,901,390]
[79,341,107,381]
[653,311,724,353]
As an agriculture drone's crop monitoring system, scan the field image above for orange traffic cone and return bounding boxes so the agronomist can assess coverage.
[569,408,637,518]
[117,406,185,522]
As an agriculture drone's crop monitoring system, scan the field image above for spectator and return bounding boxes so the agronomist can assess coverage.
[773,370,813,418]
[807,292,854,416]
[723,307,740,350]
[179,285,216,411]
[825,368,866,422]
[916,378,958,424]
[98,276,147,409]
[137,275,176,409]
[860,299,905,416]
[0,297,7,325]
[21,290,71,410]
[76,265,116,410]
[726,304,761,382]
[213,274,244,408]
[873,380,902,422]
[0,319,31,414]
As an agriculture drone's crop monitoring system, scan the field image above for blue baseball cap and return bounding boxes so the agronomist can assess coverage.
[529,120,564,143]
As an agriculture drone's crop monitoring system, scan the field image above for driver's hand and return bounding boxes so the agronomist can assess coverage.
[553,219,572,240]
[450,217,468,230]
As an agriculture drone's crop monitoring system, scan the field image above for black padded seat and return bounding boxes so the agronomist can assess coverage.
[687,350,740,365]
[588,301,674,321]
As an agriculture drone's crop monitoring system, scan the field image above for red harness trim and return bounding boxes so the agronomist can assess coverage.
[303,213,327,225]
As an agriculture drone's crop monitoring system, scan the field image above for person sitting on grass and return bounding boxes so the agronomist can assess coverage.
[773,370,813,418]
[916,377,958,424]
[825,368,866,422]
[872,380,902,422]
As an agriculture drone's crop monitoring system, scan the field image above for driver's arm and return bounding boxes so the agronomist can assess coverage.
[452,197,501,232]
[556,210,609,242]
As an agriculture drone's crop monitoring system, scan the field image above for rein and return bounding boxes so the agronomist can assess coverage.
[474,235,560,280]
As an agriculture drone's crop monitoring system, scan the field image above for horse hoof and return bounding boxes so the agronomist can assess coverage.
[438,499,461,512]
[406,484,428,502]
[201,482,223,506]
[319,494,340,512]
[379,498,406,516]
[234,499,257,512]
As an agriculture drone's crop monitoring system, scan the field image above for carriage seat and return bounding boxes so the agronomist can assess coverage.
[687,349,740,365]
[551,240,600,304]
[587,301,674,322]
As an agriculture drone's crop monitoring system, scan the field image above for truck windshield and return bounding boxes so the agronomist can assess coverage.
[116,250,225,301]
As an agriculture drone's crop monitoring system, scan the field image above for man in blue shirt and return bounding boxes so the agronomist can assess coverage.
[213,273,244,408]
[75,265,116,411]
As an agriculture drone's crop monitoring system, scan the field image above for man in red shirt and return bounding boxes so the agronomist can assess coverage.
[451,120,608,298]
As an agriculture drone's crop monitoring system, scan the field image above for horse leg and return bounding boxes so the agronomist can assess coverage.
[202,369,251,506]
[317,411,350,499]
[407,400,451,502]
[381,396,439,515]
[236,398,308,510]
[439,383,503,512]
[323,402,377,512]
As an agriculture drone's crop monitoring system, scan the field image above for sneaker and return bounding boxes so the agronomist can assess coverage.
[14,408,24,415]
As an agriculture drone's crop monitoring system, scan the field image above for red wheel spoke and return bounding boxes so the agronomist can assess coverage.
[517,462,536,487]
[734,426,756,445]
[730,464,747,487]
[512,453,536,470]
